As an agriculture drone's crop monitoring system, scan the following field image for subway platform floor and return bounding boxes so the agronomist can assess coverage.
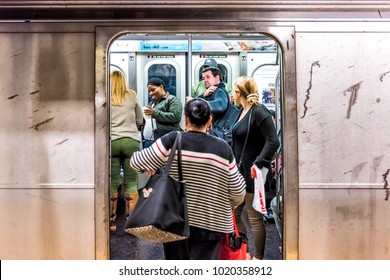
[110,199,282,260]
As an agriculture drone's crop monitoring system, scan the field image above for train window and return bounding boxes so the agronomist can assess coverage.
[148,64,177,96]
[252,64,279,112]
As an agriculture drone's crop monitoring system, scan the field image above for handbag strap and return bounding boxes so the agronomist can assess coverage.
[163,132,183,182]
[176,132,183,182]
[238,107,253,166]
[232,212,240,236]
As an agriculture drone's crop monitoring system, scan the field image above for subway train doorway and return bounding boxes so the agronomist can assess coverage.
[104,31,287,260]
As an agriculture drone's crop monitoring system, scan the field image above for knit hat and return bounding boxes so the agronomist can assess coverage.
[148,77,166,89]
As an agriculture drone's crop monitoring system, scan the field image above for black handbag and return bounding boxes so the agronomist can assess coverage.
[124,132,189,243]
[209,89,239,146]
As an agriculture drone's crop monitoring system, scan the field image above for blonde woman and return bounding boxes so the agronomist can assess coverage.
[110,70,143,231]
[231,76,280,259]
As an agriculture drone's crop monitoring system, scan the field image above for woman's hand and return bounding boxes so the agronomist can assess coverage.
[144,105,154,116]
[250,165,256,178]
[145,170,157,177]
[251,164,263,178]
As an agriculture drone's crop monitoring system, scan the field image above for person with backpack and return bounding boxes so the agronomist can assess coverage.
[191,58,232,98]
[195,66,239,145]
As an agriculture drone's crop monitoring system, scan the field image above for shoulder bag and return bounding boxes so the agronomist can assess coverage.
[124,132,189,243]
[219,212,248,260]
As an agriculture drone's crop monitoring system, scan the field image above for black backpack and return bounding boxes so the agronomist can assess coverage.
[209,89,239,146]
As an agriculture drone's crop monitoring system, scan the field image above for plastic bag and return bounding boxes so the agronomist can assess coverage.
[252,165,268,214]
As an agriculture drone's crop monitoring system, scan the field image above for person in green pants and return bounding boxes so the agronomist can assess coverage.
[110,70,143,231]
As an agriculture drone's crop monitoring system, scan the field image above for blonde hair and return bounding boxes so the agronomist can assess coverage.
[233,76,260,106]
[110,70,136,106]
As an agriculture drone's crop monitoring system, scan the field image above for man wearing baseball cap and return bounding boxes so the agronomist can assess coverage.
[191,58,232,98]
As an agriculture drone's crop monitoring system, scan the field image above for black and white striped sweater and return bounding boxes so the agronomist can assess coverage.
[130,131,246,233]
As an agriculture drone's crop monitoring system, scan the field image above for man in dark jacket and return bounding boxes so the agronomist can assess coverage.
[191,58,232,97]
[198,67,239,145]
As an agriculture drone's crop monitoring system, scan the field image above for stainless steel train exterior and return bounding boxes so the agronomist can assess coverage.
[0,1,389,260]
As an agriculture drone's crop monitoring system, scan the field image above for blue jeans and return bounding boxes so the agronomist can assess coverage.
[142,139,154,149]
[111,137,140,194]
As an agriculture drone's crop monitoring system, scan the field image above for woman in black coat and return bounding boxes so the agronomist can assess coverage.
[231,76,280,260]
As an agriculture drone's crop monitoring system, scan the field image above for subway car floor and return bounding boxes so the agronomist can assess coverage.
[110,196,282,260]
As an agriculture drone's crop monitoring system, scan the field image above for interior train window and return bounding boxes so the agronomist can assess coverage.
[253,64,279,112]
[148,64,177,96]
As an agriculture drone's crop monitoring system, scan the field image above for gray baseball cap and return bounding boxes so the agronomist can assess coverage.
[202,58,218,68]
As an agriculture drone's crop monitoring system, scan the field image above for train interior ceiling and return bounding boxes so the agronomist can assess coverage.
[109,34,280,112]
[108,33,284,260]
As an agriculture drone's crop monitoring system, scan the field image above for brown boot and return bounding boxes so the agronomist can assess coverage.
[125,192,139,218]
[110,193,118,231]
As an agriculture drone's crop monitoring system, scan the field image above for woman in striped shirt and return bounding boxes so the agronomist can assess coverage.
[130,98,246,260]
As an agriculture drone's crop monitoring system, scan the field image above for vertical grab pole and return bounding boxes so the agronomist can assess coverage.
[187,35,193,98]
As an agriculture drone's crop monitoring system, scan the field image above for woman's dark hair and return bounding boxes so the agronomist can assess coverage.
[185,98,211,127]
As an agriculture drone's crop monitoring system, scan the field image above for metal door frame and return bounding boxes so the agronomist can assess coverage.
[95,22,298,260]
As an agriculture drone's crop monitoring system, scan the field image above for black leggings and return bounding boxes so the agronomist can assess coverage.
[163,227,224,260]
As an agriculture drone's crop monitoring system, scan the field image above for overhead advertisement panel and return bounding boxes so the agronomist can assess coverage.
[140,41,202,51]
[111,38,276,52]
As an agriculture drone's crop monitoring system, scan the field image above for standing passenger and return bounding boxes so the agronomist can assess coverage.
[231,76,280,260]
[191,58,232,98]
[141,77,183,148]
[130,98,246,260]
[192,67,239,145]
[110,70,143,232]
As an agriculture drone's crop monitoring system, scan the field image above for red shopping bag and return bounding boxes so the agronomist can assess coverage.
[219,213,248,260]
